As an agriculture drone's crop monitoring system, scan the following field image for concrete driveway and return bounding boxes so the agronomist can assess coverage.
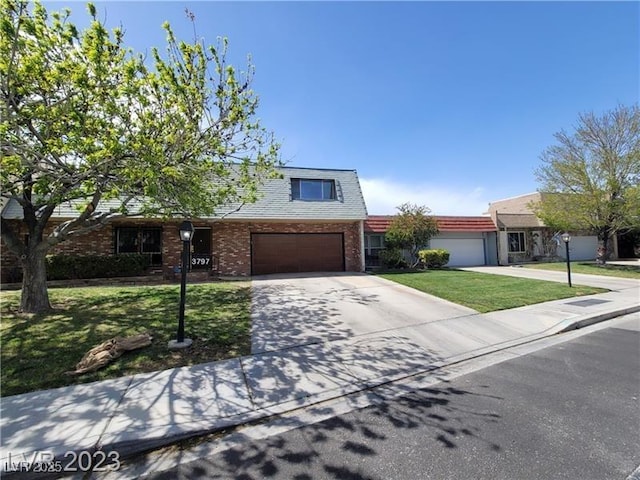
[250,272,476,353]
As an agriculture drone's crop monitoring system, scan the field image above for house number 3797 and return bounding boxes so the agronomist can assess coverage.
[191,257,210,266]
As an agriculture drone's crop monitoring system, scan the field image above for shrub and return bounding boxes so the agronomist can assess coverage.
[418,249,450,268]
[384,203,439,267]
[379,248,408,269]
[46,254,150,280]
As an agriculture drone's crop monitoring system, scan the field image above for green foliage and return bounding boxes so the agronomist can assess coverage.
[418,249,450,268]
[385,203,439,267]
[46,254,150,280]
[533,104,640,255]
[378,248,408,269]
[0,282,251,395]
[379,270,605,313]
[0,0,280,311]
[1,0,280,222]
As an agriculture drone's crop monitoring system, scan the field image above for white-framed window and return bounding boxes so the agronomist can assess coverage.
[291,178,336,200]
[508,231,526,253]
[365,234,385,266]
[366,234,385,251]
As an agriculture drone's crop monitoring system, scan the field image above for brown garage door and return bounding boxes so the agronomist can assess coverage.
[251,233,345,275]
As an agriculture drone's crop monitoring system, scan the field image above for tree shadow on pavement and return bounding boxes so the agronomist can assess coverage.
[250,279,380,353]
[143,380,504,480]
[241,332,444,411]
[0,357,256,473]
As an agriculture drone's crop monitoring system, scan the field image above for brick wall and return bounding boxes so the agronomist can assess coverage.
[1,220,116,282]
[162,224,184,271]
[1,219,186,282]
[214,221,363,276]
[213,222,250,276]
[1,220,25,282]
[1,219,364,281]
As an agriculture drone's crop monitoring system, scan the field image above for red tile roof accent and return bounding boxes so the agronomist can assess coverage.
[364,215,496,233]
[435,216,497,232]
[364,215,394,233]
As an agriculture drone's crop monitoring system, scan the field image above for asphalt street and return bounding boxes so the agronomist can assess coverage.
[135,315,640,480]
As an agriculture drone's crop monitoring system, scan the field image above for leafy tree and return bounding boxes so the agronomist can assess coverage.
[378,248,407,269]
[533,104,640,263]
[0,1,280,312]
[384,203,439,267]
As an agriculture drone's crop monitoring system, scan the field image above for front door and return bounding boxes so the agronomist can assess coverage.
[191,228,212,270]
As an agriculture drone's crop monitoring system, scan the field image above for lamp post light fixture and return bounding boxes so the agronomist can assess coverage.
[561,232,572,288]
[168,220,195,350]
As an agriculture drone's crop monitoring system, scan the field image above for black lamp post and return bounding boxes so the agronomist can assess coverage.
[561,232,572,288]
[169,220,195,349]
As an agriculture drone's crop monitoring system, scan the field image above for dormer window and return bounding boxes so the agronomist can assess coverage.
[291,178,336,201]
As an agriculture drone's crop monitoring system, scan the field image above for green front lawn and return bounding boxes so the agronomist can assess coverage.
[0,282,251,397]
[524,261,640,279]
[379,270,606,313]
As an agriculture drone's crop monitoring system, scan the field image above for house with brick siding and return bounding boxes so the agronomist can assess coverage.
[1,166,368,281]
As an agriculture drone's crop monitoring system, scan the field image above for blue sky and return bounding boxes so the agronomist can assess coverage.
[49,1,639,215]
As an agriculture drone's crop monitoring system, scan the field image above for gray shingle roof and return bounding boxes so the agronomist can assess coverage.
[1,166,368,221]
[216,166,367,220]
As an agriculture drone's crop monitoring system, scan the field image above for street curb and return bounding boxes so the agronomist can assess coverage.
[2,307,638,480]
[553,305,640,333]
[103,306,638,458]
[627,464,640,480]
[99,306,639,470]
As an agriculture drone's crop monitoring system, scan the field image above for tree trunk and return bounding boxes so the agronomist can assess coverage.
[20,250,51,313]
[597,230,611,265]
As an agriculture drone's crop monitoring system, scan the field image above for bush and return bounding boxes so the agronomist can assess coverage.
[379,248,408,269]
[418,249,450,268]
[46,254,150,280]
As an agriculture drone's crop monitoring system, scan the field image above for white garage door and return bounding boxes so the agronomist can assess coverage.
[558,236,598,261]
[429,238,486,267]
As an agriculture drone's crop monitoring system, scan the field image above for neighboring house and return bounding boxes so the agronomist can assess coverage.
[486,192,608,265]
[0,166,369,281]
[364,215,498,268]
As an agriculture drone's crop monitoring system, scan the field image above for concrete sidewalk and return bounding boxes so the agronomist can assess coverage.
[461,265,640,291]
[1,275,638,477]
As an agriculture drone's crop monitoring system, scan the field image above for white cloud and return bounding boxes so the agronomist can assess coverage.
[360,177,491,216]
